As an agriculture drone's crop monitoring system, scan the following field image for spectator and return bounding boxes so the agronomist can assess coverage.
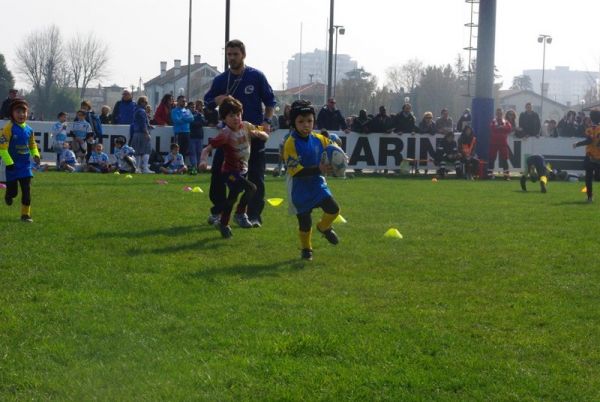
[170,95,194,160]
[187,101,205,175]
[518,102,541,137]
[59,142,78,172]
[51,112,68,167]
[86,143,112,173]
[80,100,103,148]
[393,103,418,133]
[351,109,370,133]
[368,106,393,133]
[161,143,188,174]
[435,108,454,135]
[0,88,18,119]
[457,125,479,180]
[145,104,154,121]
[488,107,512,180]
[316,97,349,132]
[113,137,136,173]
[418,111,437,135]
[71,110,93,163]
[99,105,112,125]
[153,94,173,125]
[456,108,471,132]
[545,119,559,137]
[203,104,219,127]
[505,109,521,138]
[578,116,593,137]
[112,89,136,125]
[558,110,578,137]
[434,132,461,178]
[278,104,292,130]
[131,96,154,174]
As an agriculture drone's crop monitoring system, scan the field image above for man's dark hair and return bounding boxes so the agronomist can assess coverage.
[57,111,67,118]
[170,143,180,151]
[219,96,243,120]
[590,108,600,125]
[177,95,186,101]
[226,39,246,56]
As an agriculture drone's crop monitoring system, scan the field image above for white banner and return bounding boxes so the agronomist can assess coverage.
[0,120,587,173]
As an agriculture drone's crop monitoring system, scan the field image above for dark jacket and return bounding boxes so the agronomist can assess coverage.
[351,116,370,133]
[394,112,418,133]
[316,106,347,131]
[368,114,392,133]
[518,111,541,137]
[0,97,12,119]
[190,111,205,139]
[418,120,437,135]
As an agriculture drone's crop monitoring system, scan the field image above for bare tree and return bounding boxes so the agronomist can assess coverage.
[15,25,64,114]
[67,33,109,99]
[385,59,423,93]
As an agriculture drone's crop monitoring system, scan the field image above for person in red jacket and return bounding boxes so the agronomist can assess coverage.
[152,94,173,125]
[488,107,512,180]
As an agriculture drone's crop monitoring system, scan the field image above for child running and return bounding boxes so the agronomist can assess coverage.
[283,100,341,261]
[199,96,268,238]
[573,108,600,202]
[520,154,549,193]
[0,99,40,222]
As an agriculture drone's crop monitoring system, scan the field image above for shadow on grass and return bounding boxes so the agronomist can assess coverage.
[187,259,307,279]
[126,237,225,256]
[94,224,210,239]
[553,200,593,206]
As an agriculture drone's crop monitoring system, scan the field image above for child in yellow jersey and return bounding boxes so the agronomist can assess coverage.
[0,99,40,222]
[573,108,600,203]
[283,100,341,261]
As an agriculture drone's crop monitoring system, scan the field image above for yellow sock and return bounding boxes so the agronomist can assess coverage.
[21,205,31,217]
[317,212,338,232]
[299,229,312,250]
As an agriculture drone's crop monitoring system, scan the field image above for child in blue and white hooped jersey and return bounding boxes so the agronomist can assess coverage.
[113,137,137,173]
[86,143,111,173]
[160,143,187,174]
[71,110,93,163]
[59,142,78,172]
[51,111,68,167]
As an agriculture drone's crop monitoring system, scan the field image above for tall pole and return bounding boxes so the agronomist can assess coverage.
[326,0,334,100]
[538,34,552,122]
[471,0,497,165]
[298,22,303,99]
[224,0,231,71]
[186,0,192,101]
[333,27,339,97]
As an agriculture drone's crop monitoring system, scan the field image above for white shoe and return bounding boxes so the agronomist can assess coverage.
[142,167,155,174]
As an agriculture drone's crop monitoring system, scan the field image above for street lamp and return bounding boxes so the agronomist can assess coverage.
[581,99,586,112]
[537,34,552,121]
[333,25,345,97]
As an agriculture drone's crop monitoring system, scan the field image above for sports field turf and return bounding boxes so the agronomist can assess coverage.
[1,172,599,400]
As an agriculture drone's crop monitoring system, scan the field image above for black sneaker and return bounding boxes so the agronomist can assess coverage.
[5,196,12,206]
[317,226,339,245]
[21,215,33,223]
[301,248,313,260]
[587,196,594,203]
[218,223,233,239]
[520,176,527,191]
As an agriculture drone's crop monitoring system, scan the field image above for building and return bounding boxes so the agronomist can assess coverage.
[275,82,328,109]
[497,89,569,123]
[286,49,357,89]
[144,56,220,108]
[522,66,599,107]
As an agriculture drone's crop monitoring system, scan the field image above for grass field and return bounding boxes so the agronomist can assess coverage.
[1,172,599,400]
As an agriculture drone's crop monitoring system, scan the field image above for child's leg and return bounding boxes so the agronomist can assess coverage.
[488,147,498,176]
[220,185,244,226]
[235,177,257,215]
[5,179,18,205]
[316,196,340,233]
[499,146,510,178]
[19,177,32,217]
[297,211,313,251]
[584,158,594,200]
[56,153,61,169]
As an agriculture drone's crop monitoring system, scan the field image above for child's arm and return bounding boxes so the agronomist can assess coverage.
[244,122,269,141]
[573,138,591,148]
[198,144,213,171]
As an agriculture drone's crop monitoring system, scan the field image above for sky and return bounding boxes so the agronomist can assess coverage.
[2,0,599,96]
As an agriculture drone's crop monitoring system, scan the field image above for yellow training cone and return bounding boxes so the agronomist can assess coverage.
[192,186,203,193]
[334,214,347,224]
[125,174,133,179]
[384,228,403,239]
[267,197,284,206]
[581,186,587,193]
[113,171,120,175]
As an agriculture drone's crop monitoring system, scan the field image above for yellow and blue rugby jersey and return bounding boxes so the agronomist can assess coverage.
[0,121,40,181]
[283,131,332,214]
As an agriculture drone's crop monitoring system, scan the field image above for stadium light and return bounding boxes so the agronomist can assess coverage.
[538,34,552,121]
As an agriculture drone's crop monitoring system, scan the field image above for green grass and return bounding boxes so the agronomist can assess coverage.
[1,172,599,400]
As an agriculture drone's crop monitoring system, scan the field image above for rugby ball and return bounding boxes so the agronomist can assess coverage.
[322,144,348,177]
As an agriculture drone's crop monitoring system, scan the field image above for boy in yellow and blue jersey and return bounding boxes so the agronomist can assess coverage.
[283,100,341,260]
[573,108,600,203]
[0,99,40,222]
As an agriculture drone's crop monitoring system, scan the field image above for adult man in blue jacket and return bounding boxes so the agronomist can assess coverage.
[204,39,276,228]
